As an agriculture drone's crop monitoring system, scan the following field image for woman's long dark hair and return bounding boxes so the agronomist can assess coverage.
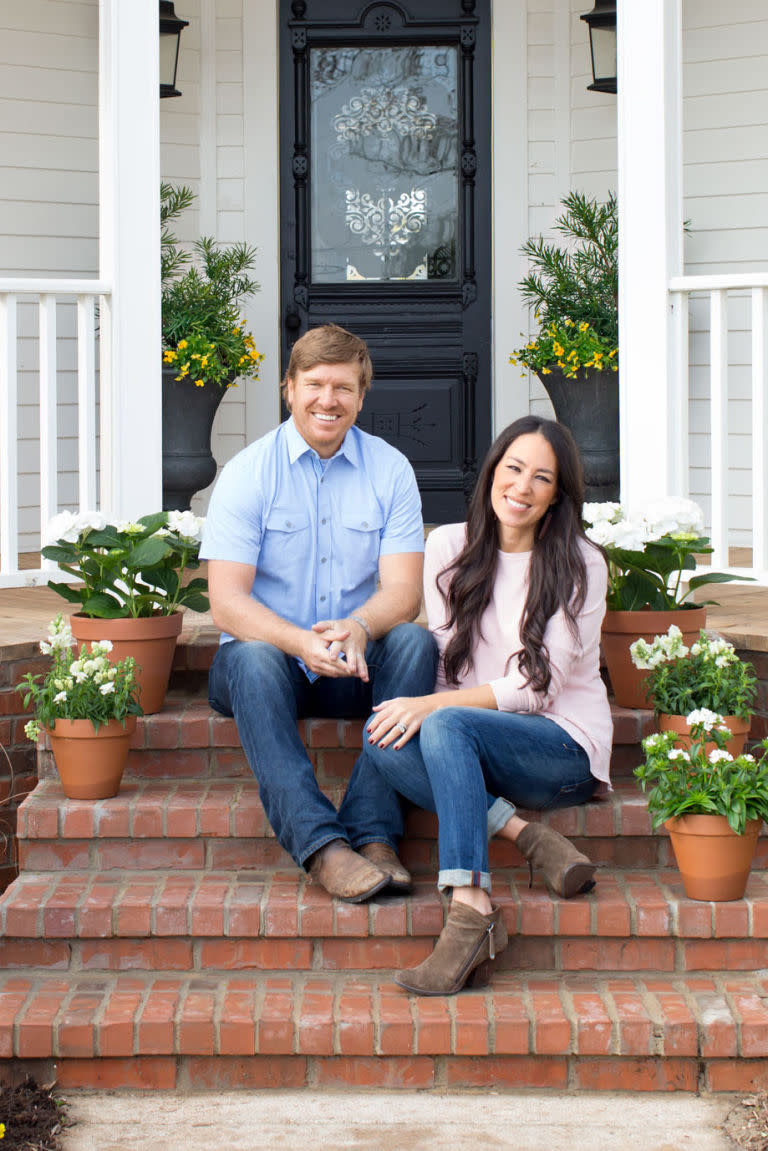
[439,416,590,693]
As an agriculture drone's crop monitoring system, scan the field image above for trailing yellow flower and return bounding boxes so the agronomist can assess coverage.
[163,350,176,363]
[510,319,618,378]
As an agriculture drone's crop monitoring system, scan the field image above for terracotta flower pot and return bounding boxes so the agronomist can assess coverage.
[664,814,761,901]
[70,612,183,714]
[658,712,751,758]
[601,606,707,709]
[48,716,137,799]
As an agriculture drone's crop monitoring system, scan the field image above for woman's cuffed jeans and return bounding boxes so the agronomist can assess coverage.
[361,706,596,893]
[208,623,438,868]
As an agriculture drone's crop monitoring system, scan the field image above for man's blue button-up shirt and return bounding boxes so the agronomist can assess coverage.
[200,417,425,645]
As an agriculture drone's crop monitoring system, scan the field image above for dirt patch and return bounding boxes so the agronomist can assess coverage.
[725,1093,768,1151]
[0,1077,69,1150]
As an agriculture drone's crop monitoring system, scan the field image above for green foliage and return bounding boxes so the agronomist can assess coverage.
[161,184,263,388]
[511,191,618,370]
[635,719,768,835]
[18,616,143,738]
[631,628,757,718]
[511,318,617,377]
[42,509,208,619]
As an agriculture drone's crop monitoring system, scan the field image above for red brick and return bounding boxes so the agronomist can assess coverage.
[79,939,193,971]
[56,1056,178,1090]
[320,939,432,971]
[1,877,53,934]
[313,1056,434,1089]
[144,714,179,750]
[100,985,144,1056]
[179,987,216,1054]
[414,997,450,1055]
[571,991,613,1055]
[115,882,156,936]
[454,993,490,1055]
[61,802,96,838]
[18,842,90,871]
[491,983,529,1054]
[574,1057,698,1091]
[0,983,34,1057]
[96,840,205,870]
[57,989,103,1057]
[197,787,233,836]
[713,901,749,937]
[705,1059,768,1092]
[337,984,374,1055]
[611,989,654,1055]
[729,987,768,1057]
[210,716,239,747]
[41,879,84,937]
[651,992,698,1056]
[684,940,768,971]
[370,900,408,937]
[561,938,675,972]
[304,718,341,748]
[131,792,166,838]
[190,877,230,936]
[225,880,264,937]
[378,985,414,1055]
[199,940,312,971]
[78,880,121,938]
[218,988,257,1056]
[677,900,713,938]
[0,940,69,969]
[258,982,295,1054]
[519,889,555,935]
[180,1055,307,1089]
[137,983,181,1053]
[298,981,334,1055]
[264,879,301,936]
[689,990,737,1058]
[556,897,592,936]
[164,789,203,838]
[154,875,196,935]
[444,1055,568,1088]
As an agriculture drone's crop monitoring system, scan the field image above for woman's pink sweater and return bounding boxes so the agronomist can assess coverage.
[424,522,613,785]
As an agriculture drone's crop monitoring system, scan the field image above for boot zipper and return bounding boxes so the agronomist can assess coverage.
[487,921,495,961]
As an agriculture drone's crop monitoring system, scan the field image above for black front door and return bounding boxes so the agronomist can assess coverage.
[279,0,491,521]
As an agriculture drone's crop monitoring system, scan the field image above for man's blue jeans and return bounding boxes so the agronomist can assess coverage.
[361,707,596,893]
[208,623,438,867]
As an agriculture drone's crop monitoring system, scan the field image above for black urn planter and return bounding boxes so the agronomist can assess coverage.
[161,365,229,511]
[536,366,619,501]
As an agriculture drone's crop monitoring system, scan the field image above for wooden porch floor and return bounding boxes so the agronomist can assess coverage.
[1,579,767,653]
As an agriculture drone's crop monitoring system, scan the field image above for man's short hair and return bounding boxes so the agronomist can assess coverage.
[281,323,373,404]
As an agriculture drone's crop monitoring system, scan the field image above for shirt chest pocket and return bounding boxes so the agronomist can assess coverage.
[338,508,384,593]
[261,507,310,570]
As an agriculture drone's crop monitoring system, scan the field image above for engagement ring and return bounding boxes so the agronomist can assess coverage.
[396,722,407,735]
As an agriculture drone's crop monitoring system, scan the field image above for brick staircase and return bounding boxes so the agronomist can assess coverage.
[1,635,768,1093]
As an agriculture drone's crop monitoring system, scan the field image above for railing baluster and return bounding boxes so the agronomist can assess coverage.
[0,295,19,578]
[753,287,768,573]
[77,295,97,510]
[709,289,729,569]
[39,295,58,567]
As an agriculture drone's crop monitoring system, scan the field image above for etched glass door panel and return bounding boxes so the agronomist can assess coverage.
[310,46,458,283]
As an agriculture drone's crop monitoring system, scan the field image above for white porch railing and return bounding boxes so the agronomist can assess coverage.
[668,274,768,585]
[0,279,111,589]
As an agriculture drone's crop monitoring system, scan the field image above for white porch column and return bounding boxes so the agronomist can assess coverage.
[99,0,162,517]
[617,0,683,507]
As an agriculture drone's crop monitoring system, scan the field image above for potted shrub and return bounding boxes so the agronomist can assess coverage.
[582,497,742,707]
[635,714,768,900]
[18,615,143,799]
[509,191,618,500]
[161,182,264,510]
[630,626,757,755]
[42,509,208,713]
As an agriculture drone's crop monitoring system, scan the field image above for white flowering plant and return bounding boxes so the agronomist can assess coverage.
[635,712,768,834]
[41,510,208,619]
[582,498,741,611]
[630,626,757,718]
[18,616,142,740]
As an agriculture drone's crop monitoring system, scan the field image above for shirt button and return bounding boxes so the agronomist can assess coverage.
[321,556,327,563]
[285,521,293,528]
[362,521,368,528]
[320,595,326,601]
[321,518,327,525]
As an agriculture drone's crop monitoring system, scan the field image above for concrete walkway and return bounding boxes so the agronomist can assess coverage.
[61,1090,737,1151]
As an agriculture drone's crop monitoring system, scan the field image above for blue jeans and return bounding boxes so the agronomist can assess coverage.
[361,707,596,893]
[208,623,438,867]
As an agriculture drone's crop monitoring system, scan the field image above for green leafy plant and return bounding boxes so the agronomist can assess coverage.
[582,498,742,611]
[630,627,757,718]
[635,712,768,835]
[510,191,618,373]
[18,615,143,739]
[161,182,263,388]
[42,509,209,619]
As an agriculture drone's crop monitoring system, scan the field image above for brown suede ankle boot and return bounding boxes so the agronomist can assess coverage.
[515,822,596,898]
[394,901,508,996]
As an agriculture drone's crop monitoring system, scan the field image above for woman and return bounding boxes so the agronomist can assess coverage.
[363,417,612,995]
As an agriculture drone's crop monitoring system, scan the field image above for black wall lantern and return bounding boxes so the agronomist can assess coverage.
[159,1,188,98]
[580,0,617,94]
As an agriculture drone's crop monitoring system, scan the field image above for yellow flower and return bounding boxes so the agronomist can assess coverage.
[609,348,618,358]
[0,1121,6,1138]
[201,355,209,366]
[178,363,189,378]
[567,351,577,362]
[553,343,564,357]
[163,350,176,363]
[194,380,205,387]
[541,366,551,375]
[579,321,589,333]
[564,318,574,327]
[177,339,188,350]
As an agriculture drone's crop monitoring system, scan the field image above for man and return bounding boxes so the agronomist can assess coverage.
[201,323,437,902]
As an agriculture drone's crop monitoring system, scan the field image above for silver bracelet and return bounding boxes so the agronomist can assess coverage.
[350,614,372,641]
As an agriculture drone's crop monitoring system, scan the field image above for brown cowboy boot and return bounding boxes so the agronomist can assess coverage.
[358,842,412,892]
[515,822,596,898]
[308,839,389,902]
[394,901,508,996]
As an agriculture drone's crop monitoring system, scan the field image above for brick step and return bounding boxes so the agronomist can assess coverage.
[0,968,766,1092]
[37,698,656,785]
[16,778,768,875]
[3,866,768,976]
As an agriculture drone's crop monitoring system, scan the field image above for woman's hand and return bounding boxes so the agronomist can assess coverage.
[367,694,442,749]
